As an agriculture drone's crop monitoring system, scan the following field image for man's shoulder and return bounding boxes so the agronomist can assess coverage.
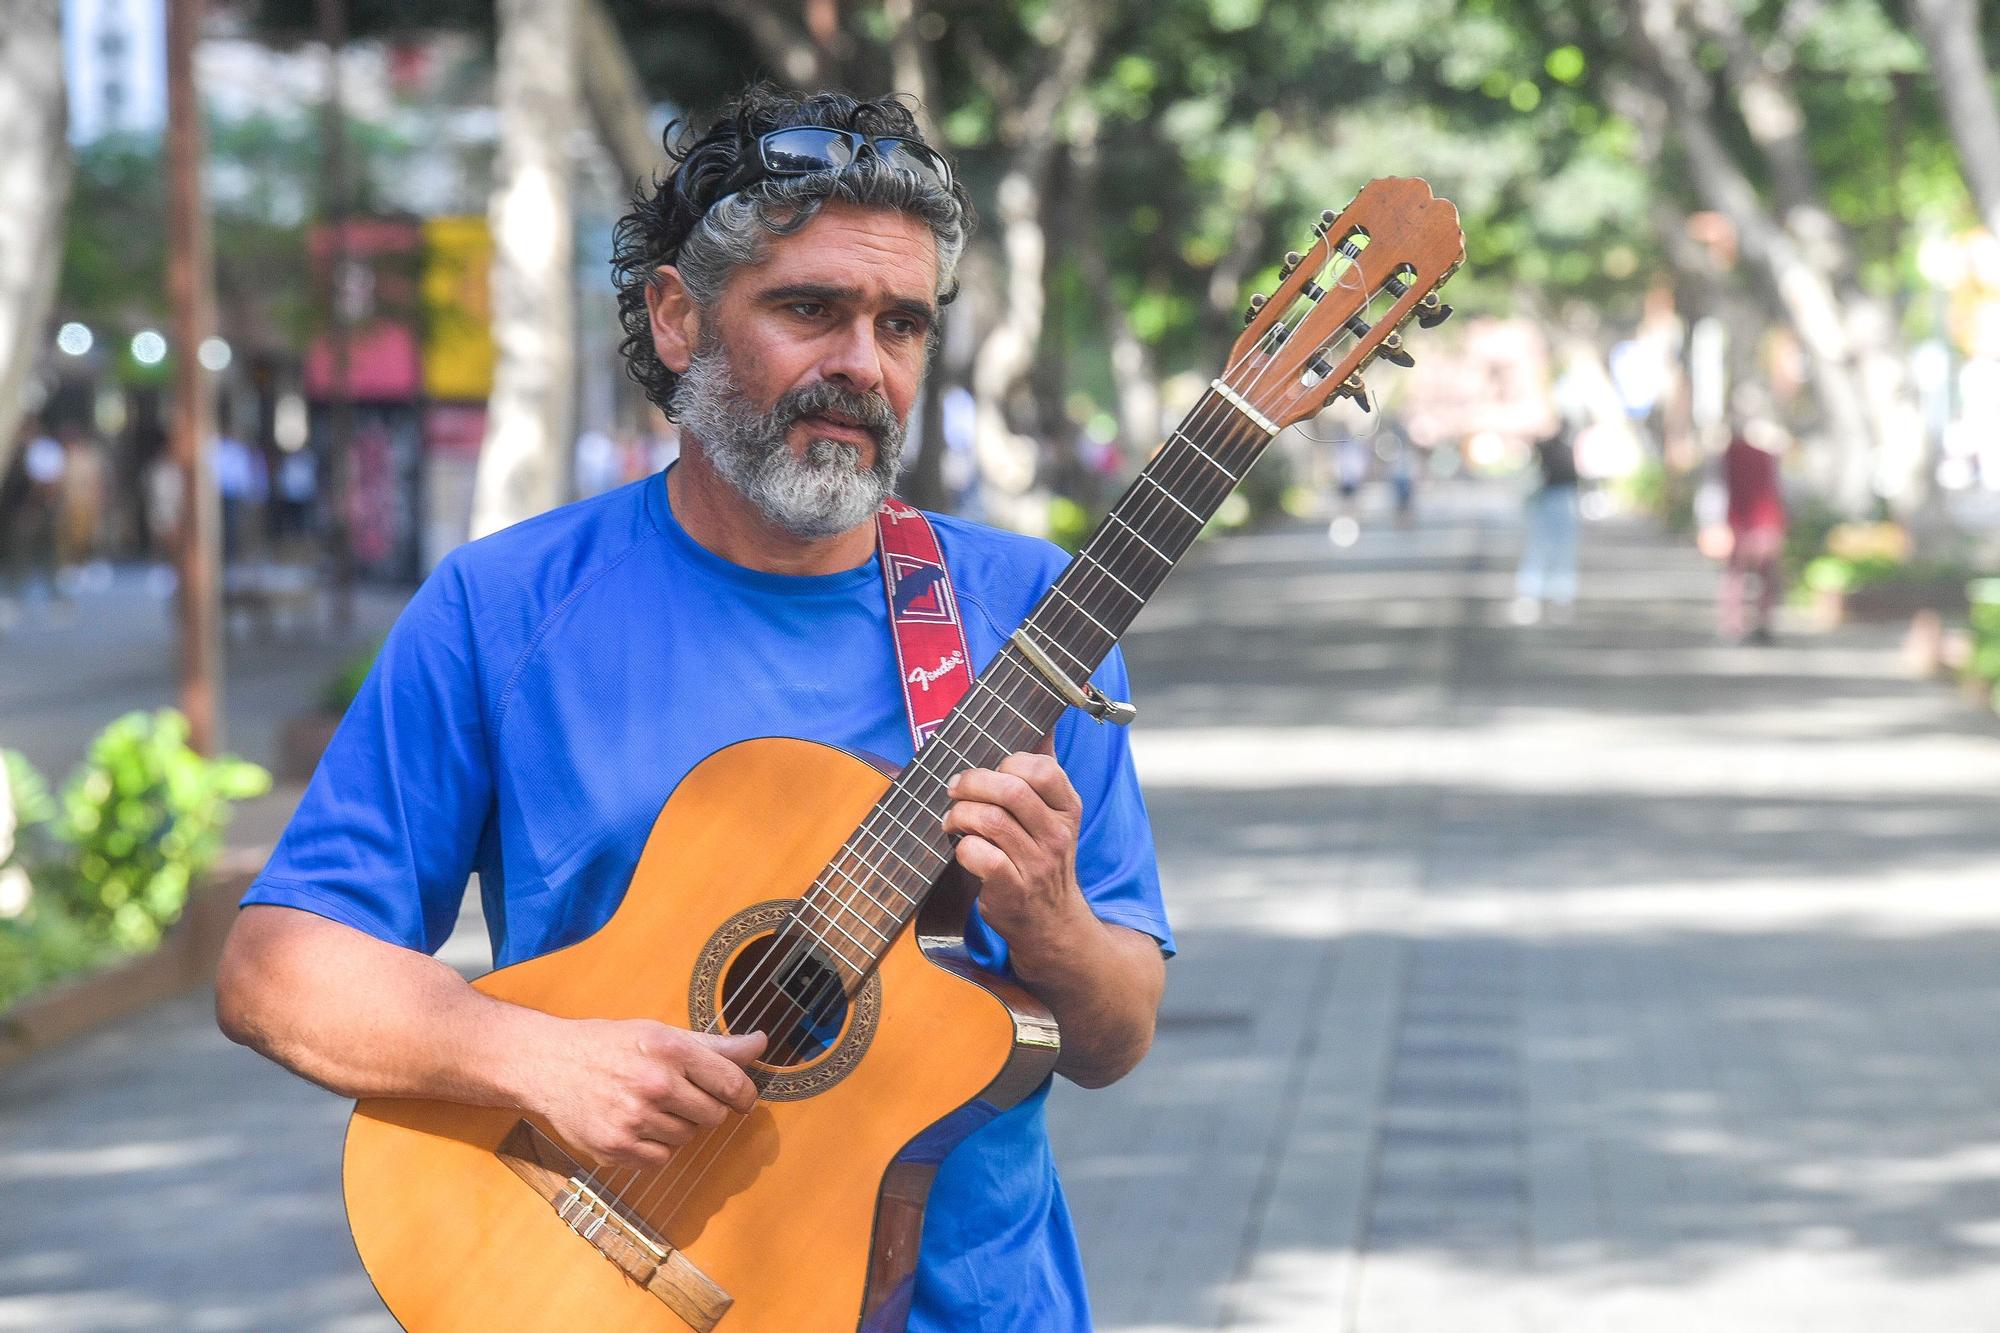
[438,476,659,602]
[923,509,1071,591]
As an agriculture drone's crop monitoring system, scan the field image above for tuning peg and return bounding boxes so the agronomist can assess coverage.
[1415,294,1454,329]
[1340,373,1372,413]
[1243,292,1268,326]
[1376,332,1415,368]
[1320,209,1337,227]
[1279,250,1302,277]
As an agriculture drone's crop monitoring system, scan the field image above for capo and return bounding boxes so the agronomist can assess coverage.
[1010,630,1138,727]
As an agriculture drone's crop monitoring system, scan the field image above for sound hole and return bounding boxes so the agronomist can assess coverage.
[718,932,850,1068]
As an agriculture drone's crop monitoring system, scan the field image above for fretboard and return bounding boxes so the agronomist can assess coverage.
[789,387,1280,991]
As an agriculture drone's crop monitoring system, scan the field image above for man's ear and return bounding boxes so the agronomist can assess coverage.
[644,265,703,374]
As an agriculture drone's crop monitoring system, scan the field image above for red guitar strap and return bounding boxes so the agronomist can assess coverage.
[875,497,975,750]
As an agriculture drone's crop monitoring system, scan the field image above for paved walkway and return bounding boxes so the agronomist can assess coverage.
[5,487,2000,1330]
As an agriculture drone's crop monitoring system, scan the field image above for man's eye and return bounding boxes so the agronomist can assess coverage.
[790,302,826,318]
[884,317,925,338]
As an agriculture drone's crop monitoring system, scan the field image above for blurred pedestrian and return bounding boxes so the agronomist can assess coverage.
[1511,422,1580,624]
[1388,433,1418,528]
[57,427,108,575]
[10,425,68,606]
[1716,420,1788,645]
[213,432,268,564]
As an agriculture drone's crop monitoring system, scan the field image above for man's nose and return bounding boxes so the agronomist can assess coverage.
[819,318,885,394]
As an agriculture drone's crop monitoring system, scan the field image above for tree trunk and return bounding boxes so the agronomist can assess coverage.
[0,0,70,480]
[965,4,1105,533]
[471,0,580,538]
[1908,0,2000,238]
[577,0,658,186]
[1688,0,1927,511]
[1068,103,1159,464]
[1620,0,1890,512]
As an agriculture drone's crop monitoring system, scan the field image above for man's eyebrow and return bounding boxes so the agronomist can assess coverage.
[757,282,937,325]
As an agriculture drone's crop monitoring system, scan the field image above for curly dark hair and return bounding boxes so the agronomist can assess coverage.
[610,86,974,419]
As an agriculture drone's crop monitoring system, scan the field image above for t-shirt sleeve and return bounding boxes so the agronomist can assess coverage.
[1054,645,1175,957]
[239,554,494,954]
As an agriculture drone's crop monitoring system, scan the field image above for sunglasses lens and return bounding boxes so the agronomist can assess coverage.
[875,139,949,190]
[762,127,852,173]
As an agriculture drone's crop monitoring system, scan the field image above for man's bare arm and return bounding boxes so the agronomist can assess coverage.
[215,904,764,1167]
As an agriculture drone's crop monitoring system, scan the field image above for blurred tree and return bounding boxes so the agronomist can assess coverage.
[1905,0,2000,239]
[470,0,579,537]
[0,0,72,479]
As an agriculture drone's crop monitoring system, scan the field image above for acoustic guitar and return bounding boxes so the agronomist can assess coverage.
[341,177,1465,1331]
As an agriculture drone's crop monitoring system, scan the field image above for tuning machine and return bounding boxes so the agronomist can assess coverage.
[1415,292,1454,329]
[1376,331,1415,368]
[1278,250,1303,279]
[1338,373,1372,413]
[1310,208,1336,238]
[1242,292,1267,326]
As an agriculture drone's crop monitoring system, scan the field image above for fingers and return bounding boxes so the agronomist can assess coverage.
[684,1031,766,1114]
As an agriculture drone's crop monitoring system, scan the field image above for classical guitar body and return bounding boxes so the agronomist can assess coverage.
[341,737,1061,1332]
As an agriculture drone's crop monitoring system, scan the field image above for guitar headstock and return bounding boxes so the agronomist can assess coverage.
[1225,178,1465,428]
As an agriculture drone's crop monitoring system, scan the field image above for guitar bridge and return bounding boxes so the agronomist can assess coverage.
[495,1119,732,1331]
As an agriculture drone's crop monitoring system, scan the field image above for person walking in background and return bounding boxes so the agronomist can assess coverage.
[1510,421,1581,625]
[1717,419,1788,645]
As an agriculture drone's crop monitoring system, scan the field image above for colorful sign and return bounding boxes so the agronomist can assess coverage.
[422,216,496,401]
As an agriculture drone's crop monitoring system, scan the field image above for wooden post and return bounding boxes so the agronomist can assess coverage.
[166,0,223,754]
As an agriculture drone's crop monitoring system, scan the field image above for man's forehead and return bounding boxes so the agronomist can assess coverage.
[747,202,940,307]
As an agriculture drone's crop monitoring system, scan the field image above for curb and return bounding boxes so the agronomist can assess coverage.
[0,849,262,1075]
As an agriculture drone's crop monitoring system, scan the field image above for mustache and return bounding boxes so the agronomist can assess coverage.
[772,380,899,447]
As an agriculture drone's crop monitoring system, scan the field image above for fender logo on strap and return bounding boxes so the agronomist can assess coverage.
[876,498,975,747]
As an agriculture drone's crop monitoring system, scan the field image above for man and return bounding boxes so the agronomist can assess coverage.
[216,89,1170,1331]
[1717,415,1788,645]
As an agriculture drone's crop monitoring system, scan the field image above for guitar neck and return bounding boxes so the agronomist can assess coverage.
[792,388,1279,988]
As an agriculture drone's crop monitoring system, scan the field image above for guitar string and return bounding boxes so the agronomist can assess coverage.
[590,248,1383,1245]
[612,335,1303,1230]
[609,256,1370,1234]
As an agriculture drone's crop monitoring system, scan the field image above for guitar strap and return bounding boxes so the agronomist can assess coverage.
[875,497,976,750]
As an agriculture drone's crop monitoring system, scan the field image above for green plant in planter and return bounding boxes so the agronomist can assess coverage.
[50,710,271,952]
[1969,580,2000,712]
[0,749,103,1009]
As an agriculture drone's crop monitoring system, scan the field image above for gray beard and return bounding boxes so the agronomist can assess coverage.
[675,345,907,541]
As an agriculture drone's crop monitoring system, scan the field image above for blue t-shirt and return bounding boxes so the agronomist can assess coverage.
[244,469,1172,1331]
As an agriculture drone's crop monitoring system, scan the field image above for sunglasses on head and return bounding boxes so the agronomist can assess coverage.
[709,127,955,205]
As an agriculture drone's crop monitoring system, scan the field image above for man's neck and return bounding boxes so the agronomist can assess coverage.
[667,448,878,576]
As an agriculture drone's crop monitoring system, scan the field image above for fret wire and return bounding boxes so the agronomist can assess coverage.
[819,856,912,912]
[925,728,984,772]
[862,802,951,871]
[1136,471,1205,525]
[846,822,944,883]
[1015,624,1096,679]
[785,917,869,977]
[954,708,1027,759]
[1101,513,1173,567]
[800,896,891,949]
[1049,586,1115,639]
[981,683,1042,731]
[1069,553,1142,607]
[1172,427,1243,482]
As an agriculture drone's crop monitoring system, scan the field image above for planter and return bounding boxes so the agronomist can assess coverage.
[278,710,341,783]
[1815,575,1970,627]
[0,853,258,1074]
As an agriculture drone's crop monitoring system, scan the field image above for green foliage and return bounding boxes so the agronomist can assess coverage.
[1,712,270,1009]
[1964,580,2000,689]
[320,640,384,716]
[1047,496,1095,555]
[45,711,270,953]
